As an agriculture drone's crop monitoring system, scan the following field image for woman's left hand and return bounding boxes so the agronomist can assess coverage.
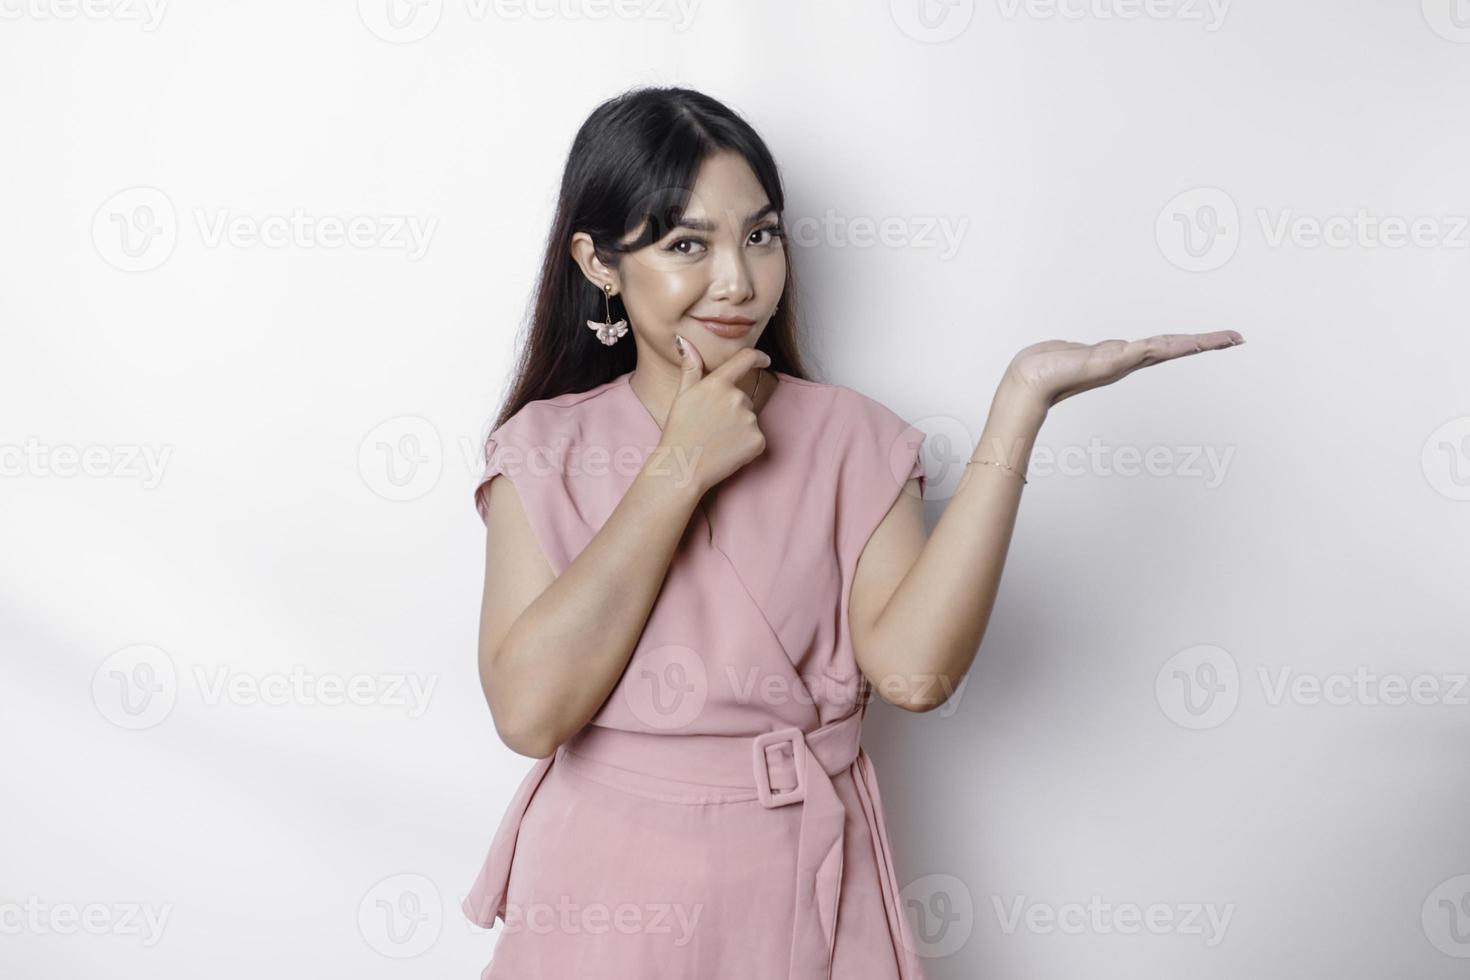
[1002,330,1245,412]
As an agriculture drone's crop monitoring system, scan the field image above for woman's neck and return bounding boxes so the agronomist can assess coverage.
[629,360,775,429]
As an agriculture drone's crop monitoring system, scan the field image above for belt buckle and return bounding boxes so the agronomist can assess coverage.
[752,727,806,808]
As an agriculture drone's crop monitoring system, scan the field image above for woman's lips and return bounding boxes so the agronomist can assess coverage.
[691,316,755,339]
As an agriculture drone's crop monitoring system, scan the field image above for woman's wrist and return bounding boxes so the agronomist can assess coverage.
[637,450,708,511]
[972,378,1047,478]
[991,374,1050,428]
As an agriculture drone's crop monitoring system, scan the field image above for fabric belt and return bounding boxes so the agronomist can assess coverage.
[566,709,857,980]
[463,708,924,980]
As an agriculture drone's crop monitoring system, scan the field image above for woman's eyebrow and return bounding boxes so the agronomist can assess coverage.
[674,203,777,232]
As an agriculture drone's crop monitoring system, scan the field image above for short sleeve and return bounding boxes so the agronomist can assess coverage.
[831,386,927,568]
[472,426,513,526]
[472,415,574,577]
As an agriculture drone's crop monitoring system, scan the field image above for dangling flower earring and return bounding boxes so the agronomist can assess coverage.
[588,282,629,346]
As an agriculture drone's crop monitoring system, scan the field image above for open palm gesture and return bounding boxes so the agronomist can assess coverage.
[1005,330,1245,410]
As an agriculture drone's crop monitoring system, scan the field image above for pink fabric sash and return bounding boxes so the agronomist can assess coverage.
[461,708,925,980]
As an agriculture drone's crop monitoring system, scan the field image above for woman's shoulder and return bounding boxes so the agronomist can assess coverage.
[787,375,927,558]
[777,372,918,443]
[489,375,627,445]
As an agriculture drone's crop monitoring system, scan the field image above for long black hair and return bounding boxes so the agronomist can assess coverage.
[488,85,810,433]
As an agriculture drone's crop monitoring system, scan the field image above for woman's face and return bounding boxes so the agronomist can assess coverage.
[586,149,787,369]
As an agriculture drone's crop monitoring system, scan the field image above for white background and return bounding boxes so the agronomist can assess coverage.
[4,0,1470,977]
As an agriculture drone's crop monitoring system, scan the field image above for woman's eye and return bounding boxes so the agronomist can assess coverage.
[751,225,785,246]
[666,237,705,255]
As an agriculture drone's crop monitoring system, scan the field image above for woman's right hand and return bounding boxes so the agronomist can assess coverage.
[658,340,772,498]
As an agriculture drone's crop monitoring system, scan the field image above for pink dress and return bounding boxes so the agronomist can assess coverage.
[463,368,929,980]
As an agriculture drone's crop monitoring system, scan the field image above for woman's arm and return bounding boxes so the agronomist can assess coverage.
[850,379,1043,712]
[479,346,771,758]
[478,461,702,758]
[850,331,1245,712]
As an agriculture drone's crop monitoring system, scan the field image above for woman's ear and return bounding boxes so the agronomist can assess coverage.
[569,231,617,293]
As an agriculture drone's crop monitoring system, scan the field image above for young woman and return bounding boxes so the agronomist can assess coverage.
[462,86,1243,979]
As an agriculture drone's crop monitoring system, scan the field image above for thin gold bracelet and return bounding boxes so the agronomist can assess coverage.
[966,458,1028,484]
